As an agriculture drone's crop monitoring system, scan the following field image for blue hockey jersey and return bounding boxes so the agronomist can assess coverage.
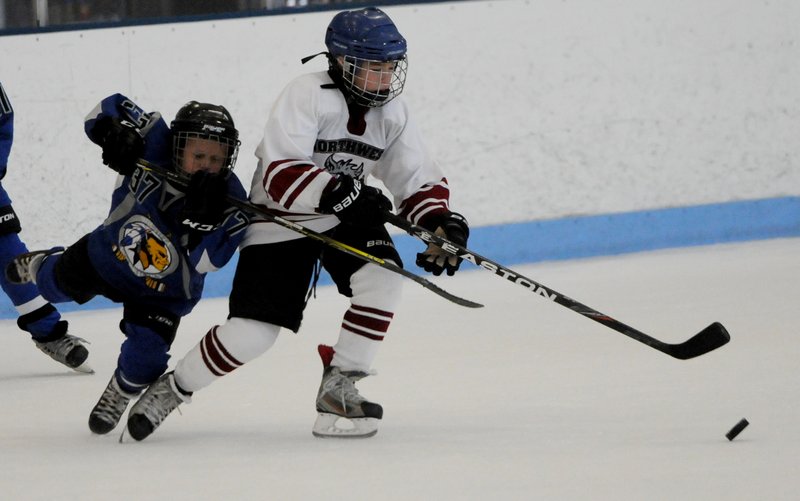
[83,94,249,316]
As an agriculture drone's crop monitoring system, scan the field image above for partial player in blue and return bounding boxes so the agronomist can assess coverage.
[5,94,249,436]
[0,81,91,373]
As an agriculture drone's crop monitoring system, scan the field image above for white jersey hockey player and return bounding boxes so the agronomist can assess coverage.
[125,6,470,441]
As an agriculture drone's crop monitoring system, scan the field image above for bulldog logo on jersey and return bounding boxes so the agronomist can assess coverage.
[324,153,364,179]
[116,215,178,279]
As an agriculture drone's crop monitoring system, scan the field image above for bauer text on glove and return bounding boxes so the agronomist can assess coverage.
[318,175,392,227]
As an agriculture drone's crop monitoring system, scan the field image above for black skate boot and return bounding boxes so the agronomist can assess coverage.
[89,375,139,434]
[127,372,191,441]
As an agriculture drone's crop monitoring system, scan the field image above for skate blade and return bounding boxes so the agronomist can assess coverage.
[72,362,95,374]
[312,412,379,438]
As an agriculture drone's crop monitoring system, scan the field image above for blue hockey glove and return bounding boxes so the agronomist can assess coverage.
[416,211,469,276]
[318,175,391,228]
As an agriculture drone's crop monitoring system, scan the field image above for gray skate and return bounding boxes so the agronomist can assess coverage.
[35,334,93,373]
[127,372,191,441]
[5,247,64,285]
[313,359,383,438]
[89,375,138,435]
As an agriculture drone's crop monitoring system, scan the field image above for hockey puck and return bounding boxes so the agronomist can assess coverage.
[725,418,749,441]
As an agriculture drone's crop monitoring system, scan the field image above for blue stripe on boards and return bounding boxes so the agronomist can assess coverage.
[1,196,797,319]
[457,196,800,266]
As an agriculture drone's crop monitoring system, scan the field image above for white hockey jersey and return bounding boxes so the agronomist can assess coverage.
[242,71,451,247]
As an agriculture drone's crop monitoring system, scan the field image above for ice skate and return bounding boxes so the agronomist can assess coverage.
[312,345,382,438]
[34,333,93,374]
[126,372,191,441]
[5,247,64,285]
[89,375,139,434]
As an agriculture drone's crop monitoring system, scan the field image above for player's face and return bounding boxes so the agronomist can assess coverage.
[180,137,227,174]
[353,60,396,93]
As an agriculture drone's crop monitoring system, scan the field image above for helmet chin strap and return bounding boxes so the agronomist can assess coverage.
[300,51,328,65]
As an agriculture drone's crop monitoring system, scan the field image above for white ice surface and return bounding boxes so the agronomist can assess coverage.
[1,238,798,501]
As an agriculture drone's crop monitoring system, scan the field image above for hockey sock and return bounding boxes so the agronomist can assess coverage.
[174,317,279,393]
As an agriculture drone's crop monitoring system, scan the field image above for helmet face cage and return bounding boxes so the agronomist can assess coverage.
[170,101,240,174]
[336,54,408,108]
[173,131,240,174]
[324,8,408,108]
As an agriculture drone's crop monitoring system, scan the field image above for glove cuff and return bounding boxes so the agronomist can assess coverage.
[420,210,469,236]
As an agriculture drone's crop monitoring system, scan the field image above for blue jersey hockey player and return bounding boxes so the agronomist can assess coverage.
[0,81,90,372]
[6,94,249,435]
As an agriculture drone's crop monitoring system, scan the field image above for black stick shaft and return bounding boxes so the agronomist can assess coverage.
[386,213,729,359]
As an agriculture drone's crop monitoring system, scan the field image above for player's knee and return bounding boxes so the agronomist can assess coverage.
[215,317,280,363]
[350,260,403,307]
[120,305,180,347]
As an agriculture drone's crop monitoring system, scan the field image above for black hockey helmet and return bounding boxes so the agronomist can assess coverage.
[170,101,240,172]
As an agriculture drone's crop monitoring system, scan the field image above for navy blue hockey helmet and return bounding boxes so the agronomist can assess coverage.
[324,8,408,107]
[325,7,407,61]
[170,101,240,172]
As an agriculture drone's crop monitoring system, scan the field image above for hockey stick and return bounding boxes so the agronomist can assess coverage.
[135,160,482,309]
[385,213,729,360]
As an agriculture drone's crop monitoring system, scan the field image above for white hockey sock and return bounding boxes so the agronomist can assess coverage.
[174,317,280,393]
[331,262,402,372]
[332,329,383,372]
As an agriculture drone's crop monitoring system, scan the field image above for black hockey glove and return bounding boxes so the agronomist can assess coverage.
[179,171,229,233]
[92,116,144,176]
[318,175,392,228]
[416,211,470,276]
